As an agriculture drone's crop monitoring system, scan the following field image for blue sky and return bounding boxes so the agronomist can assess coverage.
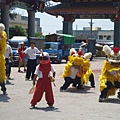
[14,8,114,35]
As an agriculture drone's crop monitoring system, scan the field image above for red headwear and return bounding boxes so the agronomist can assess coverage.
[78,51,83,56]
[113,47,119,53]
[39,52,51,74]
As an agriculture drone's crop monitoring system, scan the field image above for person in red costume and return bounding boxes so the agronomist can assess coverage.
[30,52,56,109]
[18,42,26,72]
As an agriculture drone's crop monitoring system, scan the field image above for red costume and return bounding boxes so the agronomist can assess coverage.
[30,52,56,107]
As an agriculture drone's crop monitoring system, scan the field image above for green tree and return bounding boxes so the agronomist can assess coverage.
[35,32,45,39]
[9,25,27,38]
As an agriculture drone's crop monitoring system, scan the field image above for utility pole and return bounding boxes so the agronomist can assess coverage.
[89,18,94,38]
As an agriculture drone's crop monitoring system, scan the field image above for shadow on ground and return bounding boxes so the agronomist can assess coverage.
[104,98,120,104]
[30,106,60,112]
[0,94,10,102]
[65,86,95,94]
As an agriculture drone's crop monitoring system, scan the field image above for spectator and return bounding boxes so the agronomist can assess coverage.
[24,42,40,81]
[18,42,26,72]
[4,41,13,84]
[8,57,14,80]
[7,41,14,80]
[79,41,88,54]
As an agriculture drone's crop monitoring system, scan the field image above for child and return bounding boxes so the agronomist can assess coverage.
[30,52,56,108]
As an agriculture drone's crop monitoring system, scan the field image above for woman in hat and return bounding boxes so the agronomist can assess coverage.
[18,42,26,72]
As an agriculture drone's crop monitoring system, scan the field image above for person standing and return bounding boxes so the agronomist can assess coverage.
[30,52,56,108]
[24,42,40,81]
[4,41,13,84]
[0,23,7,94]
[18,42,26,72]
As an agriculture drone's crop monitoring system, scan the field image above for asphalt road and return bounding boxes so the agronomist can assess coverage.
[0,58,120,120]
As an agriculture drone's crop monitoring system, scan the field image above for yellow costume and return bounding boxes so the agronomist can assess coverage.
[60,47,94,91]
[0,26,7,83]
[67,48,95,87]
[99,45,120,102]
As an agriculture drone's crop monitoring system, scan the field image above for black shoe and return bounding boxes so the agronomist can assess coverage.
[8,77,14,80]
[99,97,106,102]
[91,85,95,88]
[72,84,76,87]
[60,87,65,92]
[48,105,54,108]
[6,80,12,85]
[30,105,35,109]
[3,91,7,95]
[77,85,84,90]
[117,92,120,99]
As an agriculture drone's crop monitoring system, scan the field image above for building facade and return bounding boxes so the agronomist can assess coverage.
[9,14,41,33]
[56,27,114,42]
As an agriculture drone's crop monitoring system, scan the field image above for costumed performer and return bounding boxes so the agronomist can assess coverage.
[79,51,95,88]
[60,54,90,91]
[0,23,7,94]
[30,52,56,108]
[68,48,95,89]
[99,45,120,102]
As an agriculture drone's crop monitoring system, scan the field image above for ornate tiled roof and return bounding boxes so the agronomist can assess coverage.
[46,3,115,15]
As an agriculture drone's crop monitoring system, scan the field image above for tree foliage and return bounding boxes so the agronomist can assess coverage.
[9,25,27,39]
[35,32,45,38]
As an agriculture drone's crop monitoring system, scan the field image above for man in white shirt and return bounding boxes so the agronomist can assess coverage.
[24,42,40,81]
[4,42,13,84]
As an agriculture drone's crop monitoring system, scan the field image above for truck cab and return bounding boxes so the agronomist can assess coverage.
[43,42,63,63]
[9,36,29,66]
[43,33,74,63]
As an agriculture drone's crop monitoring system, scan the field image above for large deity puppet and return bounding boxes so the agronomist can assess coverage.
[67,48,95,89]
[0,23,7,83]
[60,48,94,91]
[99,45,120,102]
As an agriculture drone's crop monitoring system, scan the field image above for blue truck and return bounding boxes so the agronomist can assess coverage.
[43,33,75,63]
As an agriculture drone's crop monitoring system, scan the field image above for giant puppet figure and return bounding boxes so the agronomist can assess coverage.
[99,45,120,102]
[60,48,92,91]
[65,48,95,89]
[0,23,7,94]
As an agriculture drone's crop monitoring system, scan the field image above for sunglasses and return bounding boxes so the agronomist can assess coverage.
[39,56,49,60]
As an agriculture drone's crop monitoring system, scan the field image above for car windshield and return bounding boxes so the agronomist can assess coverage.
[10,42,28,50]
[44,44,58,50]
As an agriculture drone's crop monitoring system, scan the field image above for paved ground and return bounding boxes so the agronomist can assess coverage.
[0,57,120,120]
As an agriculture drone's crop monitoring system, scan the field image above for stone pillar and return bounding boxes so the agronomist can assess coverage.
[114,7,120,48]
[27,10,35,42]
[1,4,9,39]
[114,21,120,48]
[63,16,74,35]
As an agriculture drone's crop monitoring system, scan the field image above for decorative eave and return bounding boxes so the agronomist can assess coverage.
[45,2,116,19]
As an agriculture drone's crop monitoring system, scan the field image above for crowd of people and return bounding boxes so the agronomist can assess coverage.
[0,23,120,109]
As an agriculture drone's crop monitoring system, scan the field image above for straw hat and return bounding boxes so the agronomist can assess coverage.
[81,41,87,47]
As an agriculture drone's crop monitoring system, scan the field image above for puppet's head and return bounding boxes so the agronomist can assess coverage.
[77,50,83,57]
[0,23,6,55]
[0,23,5,33]
[103,45,120,67]
[39,52,50,64]
[68,48,77,62]
[39,52,51,72]
[72,56,84,66]
[83,52,92,60]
